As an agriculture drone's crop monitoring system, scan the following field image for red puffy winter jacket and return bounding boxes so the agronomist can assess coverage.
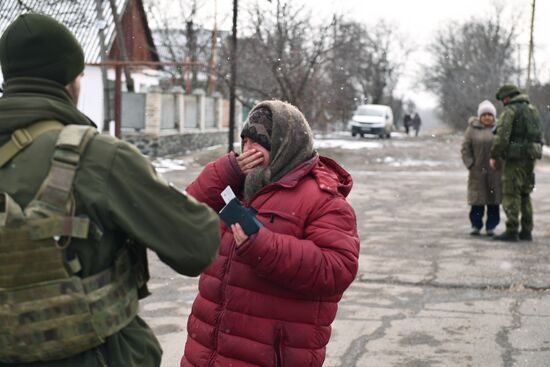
[181,152,360,367]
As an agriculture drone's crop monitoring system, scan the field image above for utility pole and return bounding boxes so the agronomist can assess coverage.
[206,0,218,95]
[526,0,536,89]
[108,0,135,92]
[228,0,238,152]
[94,0,111,133]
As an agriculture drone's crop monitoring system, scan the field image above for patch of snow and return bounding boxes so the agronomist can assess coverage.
[387,158,445,167]
[314,131,351,139]
[375,157,396,163]
[205,144,223,151]
[314,139,383,150]
[543,146,550,158]
[153,158,188,173]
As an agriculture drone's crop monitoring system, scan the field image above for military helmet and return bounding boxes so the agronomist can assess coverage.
[495,84,520,101]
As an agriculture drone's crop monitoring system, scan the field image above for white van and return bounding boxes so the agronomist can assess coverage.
[350,104,394,139]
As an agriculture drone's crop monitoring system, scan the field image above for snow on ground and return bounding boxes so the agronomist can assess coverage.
[544,146,550,158]
[377,156,445,167]
[315,131,409,140]
[152,158,188,173]
[314,139,383,150]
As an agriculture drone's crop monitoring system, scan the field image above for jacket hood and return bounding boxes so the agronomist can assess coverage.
[314,156,353,197]
[270,153,353,198]
[0,77,94,138]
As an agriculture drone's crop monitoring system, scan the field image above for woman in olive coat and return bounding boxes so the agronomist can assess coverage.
[461,100,502,236]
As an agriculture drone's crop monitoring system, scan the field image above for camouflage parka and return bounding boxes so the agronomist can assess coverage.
[490,94,543,161]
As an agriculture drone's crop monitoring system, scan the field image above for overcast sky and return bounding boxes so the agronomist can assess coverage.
[198,0,549,108]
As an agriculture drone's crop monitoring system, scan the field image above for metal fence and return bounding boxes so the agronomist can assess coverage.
[121,92,146,130]
[161,93,178,130]
[184,95,200,129]
[121,90,230,134]
[205,96,218,128]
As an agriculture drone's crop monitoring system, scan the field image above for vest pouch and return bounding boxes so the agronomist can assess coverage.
[506,142,523,160]
[0,277,103,363]
[0,249,139,364]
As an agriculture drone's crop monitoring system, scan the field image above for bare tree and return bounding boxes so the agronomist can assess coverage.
[353,21,408,106]
[304,17,408,129]
[145,0,214,90]
[318,17,362,127]
[235,0,333,115]
[422,8,520,129]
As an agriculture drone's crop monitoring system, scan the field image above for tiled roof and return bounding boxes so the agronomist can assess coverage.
[0,0,128,64]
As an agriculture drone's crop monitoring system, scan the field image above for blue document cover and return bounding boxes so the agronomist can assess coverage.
[219,198,263,236]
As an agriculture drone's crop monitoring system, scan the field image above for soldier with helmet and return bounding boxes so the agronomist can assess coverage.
[490,84,543,242]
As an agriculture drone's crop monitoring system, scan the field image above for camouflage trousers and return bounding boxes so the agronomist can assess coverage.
[502,160,535,234]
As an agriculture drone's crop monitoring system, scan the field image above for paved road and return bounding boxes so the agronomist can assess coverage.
[142,133,550,367]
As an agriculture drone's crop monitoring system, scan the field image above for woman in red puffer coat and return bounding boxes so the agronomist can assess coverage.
[181,100,360,367]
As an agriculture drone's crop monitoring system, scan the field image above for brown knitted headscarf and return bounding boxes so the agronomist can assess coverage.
[243,100,315,201]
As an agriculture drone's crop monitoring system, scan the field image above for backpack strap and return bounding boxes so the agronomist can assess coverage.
[25,125,97,217]
[0,192,24,227]
[0,120,64,168]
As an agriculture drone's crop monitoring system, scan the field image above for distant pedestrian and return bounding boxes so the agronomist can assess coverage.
[461,100,502,236]
[403,113,412,135]
[181,100,360,367]
[412,112,422,136]
[490,85,543,242]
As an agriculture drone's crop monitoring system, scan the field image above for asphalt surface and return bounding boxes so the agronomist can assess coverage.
[141,132,550,367]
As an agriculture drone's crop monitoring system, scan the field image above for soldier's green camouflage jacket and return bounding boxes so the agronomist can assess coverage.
[0,77,220,367]
[490,93,543,161]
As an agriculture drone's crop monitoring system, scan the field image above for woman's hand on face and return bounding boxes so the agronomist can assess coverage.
[236,149,264,174]
[231,223,249,247]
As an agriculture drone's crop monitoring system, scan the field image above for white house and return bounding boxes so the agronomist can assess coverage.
[0,0,161,132]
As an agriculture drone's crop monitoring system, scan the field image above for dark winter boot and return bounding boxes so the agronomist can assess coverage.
[518,231,533,241]
[493,231,519,242]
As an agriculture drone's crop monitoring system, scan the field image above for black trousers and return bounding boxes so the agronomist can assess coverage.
[470,205,500,230]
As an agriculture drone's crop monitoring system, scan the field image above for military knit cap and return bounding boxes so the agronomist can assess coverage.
[241,107,273,151]
[495,84,520,101]
[0,13,85,85]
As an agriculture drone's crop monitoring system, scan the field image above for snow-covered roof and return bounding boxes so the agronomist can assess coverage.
[0,0,128,64]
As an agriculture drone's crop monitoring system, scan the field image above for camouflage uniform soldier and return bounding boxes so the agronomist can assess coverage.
[490,84,543,242]
[0,14,220,366]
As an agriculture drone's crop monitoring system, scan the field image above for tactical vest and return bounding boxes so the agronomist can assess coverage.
[0,121,139,363]
[507,102,543,160]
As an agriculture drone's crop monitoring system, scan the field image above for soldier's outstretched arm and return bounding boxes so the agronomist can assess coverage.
[104,142,220,276]
[491,109,514,159]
